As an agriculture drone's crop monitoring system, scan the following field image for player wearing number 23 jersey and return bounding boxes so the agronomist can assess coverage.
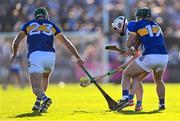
[21,19,61,57]
[11,7,83,113]
[21,19,60,74]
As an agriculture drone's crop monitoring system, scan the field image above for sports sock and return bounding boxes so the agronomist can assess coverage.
[35,97,41,106]
[159,98,165,106]
[36,97,41,103]
[122,90,129,100]
[41,94,48,102]
[136,100,142,106]
[128,94,134,100]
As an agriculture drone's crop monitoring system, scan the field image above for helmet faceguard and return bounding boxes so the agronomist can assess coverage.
[112,16,128,36]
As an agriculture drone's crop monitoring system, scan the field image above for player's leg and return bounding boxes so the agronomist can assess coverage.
[39,52,55,112]
[42,72,51,92]
[134,82,143,111]
[128,78,142,107]
[30,73,52,113]
[30,73,45,112]
[152,69,166,110]
[30,73,43,111]
[129,71,148,111]
[41,51,55,92]
[122,61,148,99]
[30,74,52,113]
[30,73,44,98]
[152,54,168,110]
[30,73,44,97]
[115,61,148,111]
[29,51,52,112]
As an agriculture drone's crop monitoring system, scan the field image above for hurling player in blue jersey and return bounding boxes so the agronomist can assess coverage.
[11,7,84,113]
[114,7,168,111]
[87,17,143,111]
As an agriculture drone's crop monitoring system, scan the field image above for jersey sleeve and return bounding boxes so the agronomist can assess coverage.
[53,24,62,36]
[21,23,28,34]
[127,23,138,35]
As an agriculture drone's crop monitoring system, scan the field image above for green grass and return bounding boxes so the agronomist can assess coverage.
[0,83,180,121]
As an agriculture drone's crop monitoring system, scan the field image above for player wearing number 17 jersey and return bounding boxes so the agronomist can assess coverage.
[11,7,84,113]
[115,7,168,111]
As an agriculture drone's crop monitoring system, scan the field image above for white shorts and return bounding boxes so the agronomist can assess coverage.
[28,51,56,73]
[135,54,169,73]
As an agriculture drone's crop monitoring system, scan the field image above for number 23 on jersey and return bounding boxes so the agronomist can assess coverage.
[27,22,55,36]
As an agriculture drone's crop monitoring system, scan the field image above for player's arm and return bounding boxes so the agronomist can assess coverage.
[92,50,141,83]
[115,32,141,71]
[55,33,84,66]
[124,33,141,56]
[11,31,26,63]
[127,34,138,48]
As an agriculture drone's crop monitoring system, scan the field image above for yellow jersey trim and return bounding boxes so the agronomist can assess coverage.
[137,28,148,36]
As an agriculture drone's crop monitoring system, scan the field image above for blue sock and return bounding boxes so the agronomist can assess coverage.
[41,94,48,102]
[122,90,129,100]
[159,98,164,106]
[136,100,142,106]
[128,95,134,100]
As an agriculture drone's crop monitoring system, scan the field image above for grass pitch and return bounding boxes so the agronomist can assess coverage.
[0,83,180,121]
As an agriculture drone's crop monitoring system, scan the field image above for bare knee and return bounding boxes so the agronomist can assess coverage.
[123,70,132,78]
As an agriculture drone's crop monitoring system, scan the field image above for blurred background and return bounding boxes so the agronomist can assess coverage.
[0,0,180,89]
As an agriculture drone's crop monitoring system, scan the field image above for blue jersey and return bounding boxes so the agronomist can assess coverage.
[126,20,136,36]
[129,19,167,55]
[21,19,61,57]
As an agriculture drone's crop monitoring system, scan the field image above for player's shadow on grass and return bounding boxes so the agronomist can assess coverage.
[15,111,42,118]
[73,110,94,114]
[118,109,162,115]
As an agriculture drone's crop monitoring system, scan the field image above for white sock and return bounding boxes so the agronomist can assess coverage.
[122,96,129,100]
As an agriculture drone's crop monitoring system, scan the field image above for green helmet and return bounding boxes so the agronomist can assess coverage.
[135,7,151,20]
[34,7,49,20]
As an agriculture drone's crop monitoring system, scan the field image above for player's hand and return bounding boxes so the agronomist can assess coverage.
[77,58,84,66]
[123,49,133,57]
[119,51,128,57]
[116,66,126,71]
[10,54,16,63]
[121,52,129,57]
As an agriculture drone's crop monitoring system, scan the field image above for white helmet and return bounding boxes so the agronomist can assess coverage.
[112,16,128,35]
